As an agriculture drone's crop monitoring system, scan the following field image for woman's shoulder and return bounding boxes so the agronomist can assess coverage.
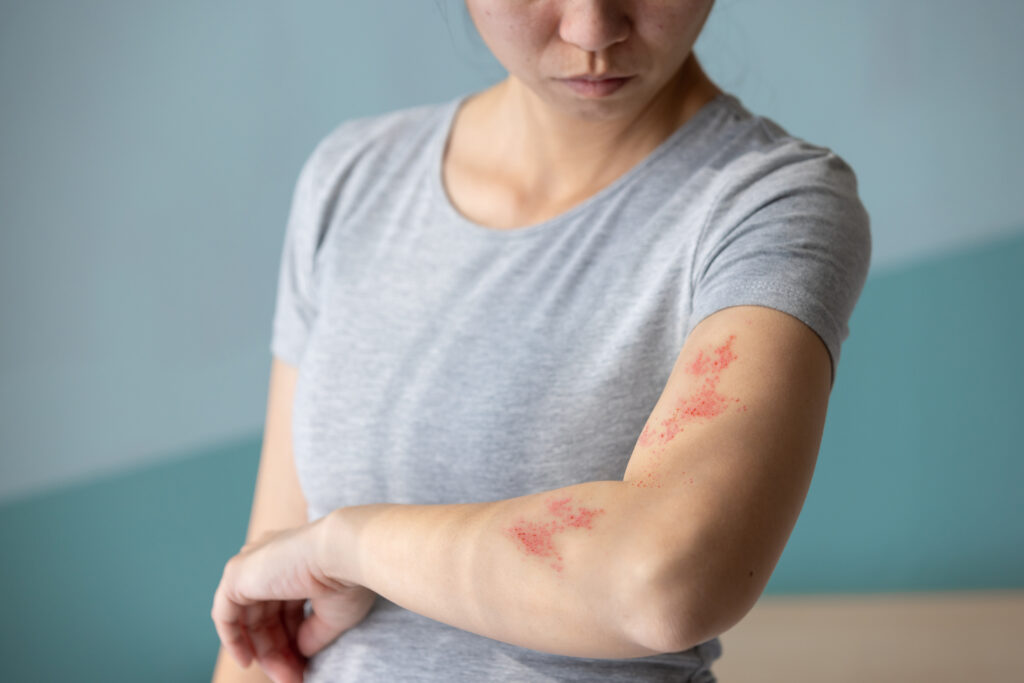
[709,94,864,202]
[691,94,871,267]
[288,96,456,216]
[302,98,452,176]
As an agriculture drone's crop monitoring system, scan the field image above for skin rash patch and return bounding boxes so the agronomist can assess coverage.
[503,496,606,572]
[631,334,747,488]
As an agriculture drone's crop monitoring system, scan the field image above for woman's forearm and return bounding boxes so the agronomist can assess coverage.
[211,646,274,682]
[320,480,702,658]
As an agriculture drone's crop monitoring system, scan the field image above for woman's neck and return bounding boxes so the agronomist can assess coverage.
[482,54,723,207]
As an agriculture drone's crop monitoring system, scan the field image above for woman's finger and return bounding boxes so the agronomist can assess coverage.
[246,601,305,683]
[211,583,254,668]
[244,600,276,660]
[296,607,347,658]
[283,599,306,644]
[269,607,307,683]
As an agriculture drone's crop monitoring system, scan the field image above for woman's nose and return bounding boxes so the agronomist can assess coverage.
[558,0,632,55]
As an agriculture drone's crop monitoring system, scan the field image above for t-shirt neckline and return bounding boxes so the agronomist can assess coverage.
[430,90,732,240]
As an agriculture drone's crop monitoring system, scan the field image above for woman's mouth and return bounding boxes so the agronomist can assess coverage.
[558,76,633,98]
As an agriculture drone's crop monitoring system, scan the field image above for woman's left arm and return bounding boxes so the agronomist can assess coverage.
[213,304,833,664]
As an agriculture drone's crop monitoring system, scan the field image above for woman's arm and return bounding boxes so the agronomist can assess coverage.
[213,305,831,662]
[326,480,685,657]
[319,304,833,657]
[212,357,317,683]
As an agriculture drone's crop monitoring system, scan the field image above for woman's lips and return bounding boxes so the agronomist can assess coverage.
[559,76,633,97]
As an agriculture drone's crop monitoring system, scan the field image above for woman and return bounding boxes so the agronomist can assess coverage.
[212,1,871,681]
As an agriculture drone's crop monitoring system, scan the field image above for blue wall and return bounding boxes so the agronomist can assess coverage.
[2,231,1022,680]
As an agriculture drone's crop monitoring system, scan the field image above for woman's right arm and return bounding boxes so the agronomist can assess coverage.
[211,357,309,683]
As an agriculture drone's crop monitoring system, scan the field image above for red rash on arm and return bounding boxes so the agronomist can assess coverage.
[503,496,606,572]
[632,334,747,488]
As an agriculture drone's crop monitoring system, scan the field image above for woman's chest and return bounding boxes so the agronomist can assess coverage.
[292,212,694,516]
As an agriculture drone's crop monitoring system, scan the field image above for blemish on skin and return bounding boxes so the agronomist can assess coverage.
[686,334,738,377]
[748,570,754,578]
[631,471,664,489]
[504,496,606,572]
[656,335,746,445]
[637,423,657,448]
[546,497,572,517]
[629,334,747,488]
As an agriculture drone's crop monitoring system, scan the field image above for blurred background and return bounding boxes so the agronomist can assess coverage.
[1,0,1022,680]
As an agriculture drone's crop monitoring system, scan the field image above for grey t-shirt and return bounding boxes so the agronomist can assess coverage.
[270,90,871,682]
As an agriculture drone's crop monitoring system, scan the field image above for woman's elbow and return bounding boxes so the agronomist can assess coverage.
[617,545,758,655]
[614,552,708,655]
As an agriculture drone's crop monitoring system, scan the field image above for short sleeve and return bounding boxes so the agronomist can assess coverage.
[686,142,872,386]
[270,146,327,367]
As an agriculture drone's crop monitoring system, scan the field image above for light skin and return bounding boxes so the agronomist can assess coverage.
[212,2,834,681]
[446,0,722,228]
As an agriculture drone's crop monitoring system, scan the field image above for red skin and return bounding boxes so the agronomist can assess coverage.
[632,334,746,488]
[504,496,606,572]
[506,335,746,570]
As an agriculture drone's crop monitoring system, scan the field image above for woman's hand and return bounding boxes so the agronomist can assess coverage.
[211,517,377,683]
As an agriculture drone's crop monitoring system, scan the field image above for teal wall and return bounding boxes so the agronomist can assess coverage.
[777,231,1024,592]
[2,232,1022,680]
[0,438,259,682]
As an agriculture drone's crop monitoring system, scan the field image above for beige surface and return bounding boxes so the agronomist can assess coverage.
[712,590,1024,682]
